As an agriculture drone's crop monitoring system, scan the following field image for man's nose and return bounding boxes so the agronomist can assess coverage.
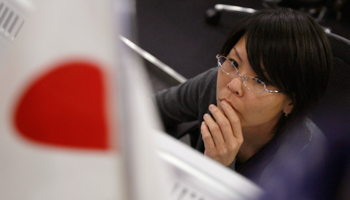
[227,75,244,97]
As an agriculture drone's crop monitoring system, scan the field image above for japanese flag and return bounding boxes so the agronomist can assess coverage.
[0,0,169,199]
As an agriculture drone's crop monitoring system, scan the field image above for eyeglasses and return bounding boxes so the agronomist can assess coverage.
[216,54,280,94]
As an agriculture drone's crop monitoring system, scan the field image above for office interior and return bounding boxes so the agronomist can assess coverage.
[135,0,350,199]
[136,0,350,79]
[1,0,349,199]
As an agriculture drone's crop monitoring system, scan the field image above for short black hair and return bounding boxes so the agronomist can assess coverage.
[220,8,332,132]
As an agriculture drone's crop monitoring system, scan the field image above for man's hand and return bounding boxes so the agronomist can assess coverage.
[201,100,243,166]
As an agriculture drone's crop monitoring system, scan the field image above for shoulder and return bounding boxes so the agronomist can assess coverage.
[304,118,326,143]
[188,67,217,88]
[195,67,217,99]
[157,67,217,101]
[155,67,218,125]
[302,118,327,154]
[279,118,326,156]
[258,118,327,186]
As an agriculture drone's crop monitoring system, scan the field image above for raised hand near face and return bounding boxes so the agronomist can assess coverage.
[201,100,244,166]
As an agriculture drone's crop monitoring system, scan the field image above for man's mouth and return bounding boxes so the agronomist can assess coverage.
[219,98,237,113]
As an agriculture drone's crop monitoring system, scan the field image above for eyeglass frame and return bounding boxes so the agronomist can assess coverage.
[216,54,280,94]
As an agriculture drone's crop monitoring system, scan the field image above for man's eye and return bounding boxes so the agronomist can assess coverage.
[254,78,265,86]
[229,59,238,68]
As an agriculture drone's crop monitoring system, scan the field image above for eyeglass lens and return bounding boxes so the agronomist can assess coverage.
[218,56,266,94]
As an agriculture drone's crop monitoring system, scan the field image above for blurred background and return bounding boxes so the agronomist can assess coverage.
[134,0,350,142]
[135,0,350,79]
[134,2,350,199]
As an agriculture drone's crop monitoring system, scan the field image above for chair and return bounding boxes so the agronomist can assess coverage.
[310,32,350,140]
[205,0,332,25]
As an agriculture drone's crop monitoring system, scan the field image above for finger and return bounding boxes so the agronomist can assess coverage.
[201,121,216,151]
[220,100,243,140]
[203,112,225,147]
[208,104,235,143]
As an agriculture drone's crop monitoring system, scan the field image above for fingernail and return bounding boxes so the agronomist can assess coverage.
[209,104,215,110]
[204,113,209,119]
[221,100,228,107]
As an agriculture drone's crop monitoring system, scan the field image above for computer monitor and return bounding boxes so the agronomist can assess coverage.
[0,0,32,73]
[154,130,263,200]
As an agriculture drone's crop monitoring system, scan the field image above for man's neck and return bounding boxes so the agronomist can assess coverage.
[236,122,277,163]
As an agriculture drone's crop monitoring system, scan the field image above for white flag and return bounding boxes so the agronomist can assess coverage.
[0,0,171,199]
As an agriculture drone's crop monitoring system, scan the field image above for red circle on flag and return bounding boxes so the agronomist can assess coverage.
[14,61,109,150]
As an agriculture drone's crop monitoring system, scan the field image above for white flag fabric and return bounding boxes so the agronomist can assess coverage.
[0,0,170,199]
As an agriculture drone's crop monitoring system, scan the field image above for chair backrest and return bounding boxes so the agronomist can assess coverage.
[277,0,327,8]
[310,32,350,140]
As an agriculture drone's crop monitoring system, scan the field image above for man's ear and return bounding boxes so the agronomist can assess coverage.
[283,98,294,115]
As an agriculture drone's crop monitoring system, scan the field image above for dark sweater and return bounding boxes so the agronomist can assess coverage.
[156,67,326,185]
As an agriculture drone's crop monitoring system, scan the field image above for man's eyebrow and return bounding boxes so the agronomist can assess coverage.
[233,47,243,62]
